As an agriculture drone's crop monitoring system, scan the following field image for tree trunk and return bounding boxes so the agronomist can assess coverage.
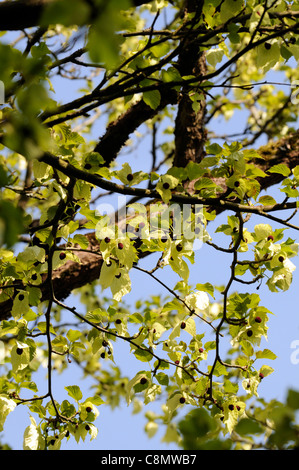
[173,0,207,167]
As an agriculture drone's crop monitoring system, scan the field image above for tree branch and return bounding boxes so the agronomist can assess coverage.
[0,0,154,31]
[173,0,207,167]
[94,88,177,167]
[0,0,48,31]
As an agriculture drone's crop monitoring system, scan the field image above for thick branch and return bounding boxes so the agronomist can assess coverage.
[0,0,48,31]
[94,88,177,167]
[0,0,154,31]
[173,52,207,167]
[173,0,207,167]
[38,130,299,210]
[0,235,103,320]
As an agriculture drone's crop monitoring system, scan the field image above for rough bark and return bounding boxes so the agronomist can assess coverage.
[173,0,207,167]
[95,88,178,167]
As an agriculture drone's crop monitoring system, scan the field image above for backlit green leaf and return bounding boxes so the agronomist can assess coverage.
[65,385,83,402]
[143,90,161,110]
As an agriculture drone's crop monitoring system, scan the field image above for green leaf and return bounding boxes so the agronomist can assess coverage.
[185,317,196,337]
[227,23,241,44]
[210,361,229,377]
[241,340,254,357]
[65,385,83,402]
[0,320,19,337]
[195,282,215,299]
[254,223,272,241]
[206,143,222,155]
[178,408,217,443]
[161,66,181,84]
[235,418,262,437]
[258,195,277,206]
[0,164,8,187]
[51,335,68,351]
[259,365,274,378]
[292,165,299,180]
[165,392,186,420]
[144,384,161,405]
[31,42,52,59]
[27,287,42,307]
[255,349,277,360]
[155,372,169,386]
[36,321,56,336]
[67,329,82,342]
[85,308,108,324]
[11,342,31,372]
[287,389,299,410]
[110,268,131,301]
[206,48,224,67]
[153,359,169,371]
[256,41,281,70]
[220,0,244,23]
[88,13,123,68]
[224,380,238,394]
[18,246,46,265]
[150,41,169,58]
[133,348,153,363]
[11,291,30,320]
[267,163,291,177]
[126,371,150,405]
[194,177,217,191]
[99,260,119,290]
[204,341,216,351]
[145,421,159,438]
[32,160,51,180]
[90,395,105,406]
[60,400,77,418]
[0,201,24,247]
[72,234,90,249]
[143,90,161,110]
[156,174,179,203]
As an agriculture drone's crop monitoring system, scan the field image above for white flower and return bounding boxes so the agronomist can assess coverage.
[88,423,98,441]
[0,396,16,432]
[23,416,41,450]
[208,302,221,319]
[185,291,209,312]
[283,258,296,273]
